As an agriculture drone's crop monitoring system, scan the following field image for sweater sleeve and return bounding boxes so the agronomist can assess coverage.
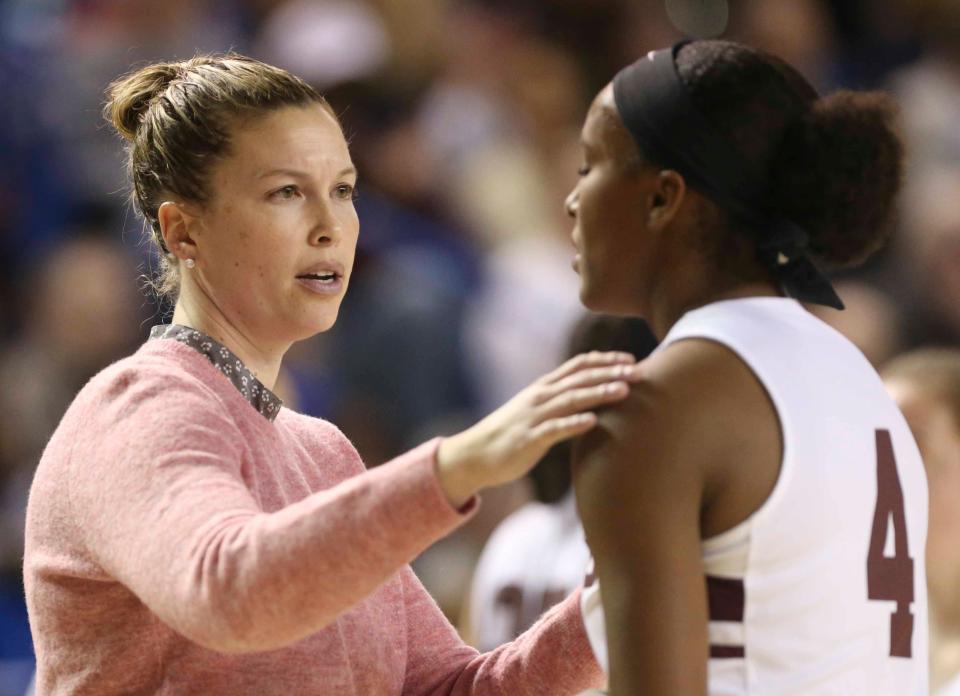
[400,568,603,695]
[68,367,475,654]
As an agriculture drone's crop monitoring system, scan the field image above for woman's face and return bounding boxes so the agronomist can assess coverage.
[566,85,658,315]
[188,104,359,345]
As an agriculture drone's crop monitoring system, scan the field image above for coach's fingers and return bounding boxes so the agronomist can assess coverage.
[528,412,598,448]
[539,351,636,386]
[537,381,630,421]
[536,363,644,404]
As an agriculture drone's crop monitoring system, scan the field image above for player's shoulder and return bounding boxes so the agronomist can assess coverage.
[602,337,758,440]
[642,336,747,389]
[576,333,779,510]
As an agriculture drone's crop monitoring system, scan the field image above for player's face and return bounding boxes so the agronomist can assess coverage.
[566,85,658,316]
[885,379,960,606]
[188,104,358,345]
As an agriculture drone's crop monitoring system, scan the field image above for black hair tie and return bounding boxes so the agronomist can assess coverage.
[758,219,844,309]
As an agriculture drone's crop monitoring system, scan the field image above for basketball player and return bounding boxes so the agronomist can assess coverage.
[883,349,960,696]
[566,40,928,694]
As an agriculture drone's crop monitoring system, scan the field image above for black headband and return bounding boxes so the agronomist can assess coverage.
[612,41,844,310]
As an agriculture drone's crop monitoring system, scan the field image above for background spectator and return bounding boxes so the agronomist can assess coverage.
[883,348,960,695]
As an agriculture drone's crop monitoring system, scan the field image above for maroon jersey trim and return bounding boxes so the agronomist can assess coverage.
[707,575,746,659]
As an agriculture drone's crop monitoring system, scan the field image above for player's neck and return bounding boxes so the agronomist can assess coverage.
[650,277,781,340]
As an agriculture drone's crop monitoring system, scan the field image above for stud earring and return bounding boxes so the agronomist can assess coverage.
[184,258,196,269]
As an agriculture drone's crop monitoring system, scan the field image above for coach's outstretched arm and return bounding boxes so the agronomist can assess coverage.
[64,352,638,655]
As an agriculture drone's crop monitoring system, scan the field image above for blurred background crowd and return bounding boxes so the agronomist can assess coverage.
[0,0,958,692]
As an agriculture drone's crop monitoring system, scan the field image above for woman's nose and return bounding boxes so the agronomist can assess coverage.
[565,190,579,218]
[310,202,341,245]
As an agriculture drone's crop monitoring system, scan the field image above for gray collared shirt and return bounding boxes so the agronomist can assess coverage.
[149,324,283,421]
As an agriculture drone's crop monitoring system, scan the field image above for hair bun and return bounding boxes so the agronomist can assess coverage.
[768,90,904,270]
[104,63,181,141]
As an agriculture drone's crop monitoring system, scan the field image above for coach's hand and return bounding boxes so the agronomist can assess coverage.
[436,351,642,508]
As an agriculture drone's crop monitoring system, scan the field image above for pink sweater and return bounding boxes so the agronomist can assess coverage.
[24,338,602,695]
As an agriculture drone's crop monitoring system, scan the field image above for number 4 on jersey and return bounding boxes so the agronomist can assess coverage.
[866,429,914,658]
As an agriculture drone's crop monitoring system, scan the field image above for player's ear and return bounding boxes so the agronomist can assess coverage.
[647,170,686,232]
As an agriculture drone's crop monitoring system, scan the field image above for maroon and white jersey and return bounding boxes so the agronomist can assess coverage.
[581,297,928,695]
[469,494,590,652]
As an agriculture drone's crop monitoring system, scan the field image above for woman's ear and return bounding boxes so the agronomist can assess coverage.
[647,170,686,232]
[158,201,199,262]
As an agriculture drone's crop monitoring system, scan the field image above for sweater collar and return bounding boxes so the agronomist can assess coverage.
[149,324,283,421]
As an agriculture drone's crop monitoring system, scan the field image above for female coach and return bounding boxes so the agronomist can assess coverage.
[568,40,928,695]
[22,55,633,694]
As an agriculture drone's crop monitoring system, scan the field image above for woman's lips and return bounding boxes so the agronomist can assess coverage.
[295,259,346,295]
[295,275,344,295]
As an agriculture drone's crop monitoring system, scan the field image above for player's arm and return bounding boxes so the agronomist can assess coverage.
[572,340,732,696]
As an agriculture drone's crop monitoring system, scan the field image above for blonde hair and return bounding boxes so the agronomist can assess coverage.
[104,53,338,300]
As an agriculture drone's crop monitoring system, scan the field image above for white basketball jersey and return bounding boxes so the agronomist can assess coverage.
[581,297,928,695]
[470,493,590,651]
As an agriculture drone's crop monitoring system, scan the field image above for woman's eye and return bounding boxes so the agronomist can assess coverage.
[273,185,300,200]
[577,165,591,177]
[335,183,357,200]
